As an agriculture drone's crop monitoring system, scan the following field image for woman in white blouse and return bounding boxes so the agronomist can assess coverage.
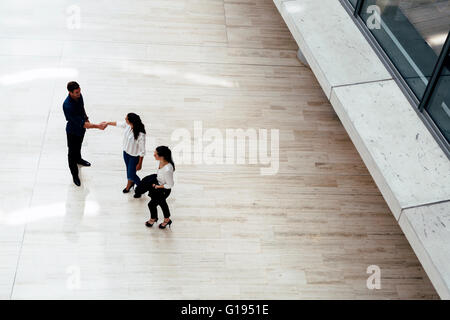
[141,146,175,229]
[106,113,146,193]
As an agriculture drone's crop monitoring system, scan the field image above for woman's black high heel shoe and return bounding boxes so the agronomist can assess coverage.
[159,219,172,229]
[123,183,135,193]
[145,219,158,227]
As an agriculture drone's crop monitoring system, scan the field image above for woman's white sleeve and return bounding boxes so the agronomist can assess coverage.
[163,167,174,189]
[116,121,127,128]
[138,134,146,157]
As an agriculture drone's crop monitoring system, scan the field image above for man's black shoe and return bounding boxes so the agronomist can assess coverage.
[73,176,81,186]
[133,193,142,198]
[78,159,91,167]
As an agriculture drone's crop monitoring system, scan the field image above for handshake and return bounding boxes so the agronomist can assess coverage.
[86,121,117,131]
[97,121,109,130]
[90,121,112,130]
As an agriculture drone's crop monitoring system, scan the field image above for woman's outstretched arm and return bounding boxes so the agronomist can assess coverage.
[107,121,127,128]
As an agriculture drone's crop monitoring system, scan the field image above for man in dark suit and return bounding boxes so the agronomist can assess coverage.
[63,81,107,186]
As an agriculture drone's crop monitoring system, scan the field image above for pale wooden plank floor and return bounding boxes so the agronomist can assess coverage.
[0,0,438,299]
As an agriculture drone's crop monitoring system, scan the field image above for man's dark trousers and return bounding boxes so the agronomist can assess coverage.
[67,132,85,178]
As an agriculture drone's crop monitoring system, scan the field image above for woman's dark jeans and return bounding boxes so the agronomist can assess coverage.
[123,151,141,185]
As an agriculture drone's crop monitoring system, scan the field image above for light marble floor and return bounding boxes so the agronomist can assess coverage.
[0,0,438,299]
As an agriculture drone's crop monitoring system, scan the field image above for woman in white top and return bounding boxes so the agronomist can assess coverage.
[106,113,146,193]
[140,146,175,229]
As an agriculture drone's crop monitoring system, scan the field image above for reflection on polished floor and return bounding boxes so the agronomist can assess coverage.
[0,0,438,299]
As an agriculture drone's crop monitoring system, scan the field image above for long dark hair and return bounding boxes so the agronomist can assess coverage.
[127,113,146,140]
[156,146,175,171]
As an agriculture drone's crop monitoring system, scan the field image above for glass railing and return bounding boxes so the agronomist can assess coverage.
[425,51,450,142]
[343,0,450,152]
